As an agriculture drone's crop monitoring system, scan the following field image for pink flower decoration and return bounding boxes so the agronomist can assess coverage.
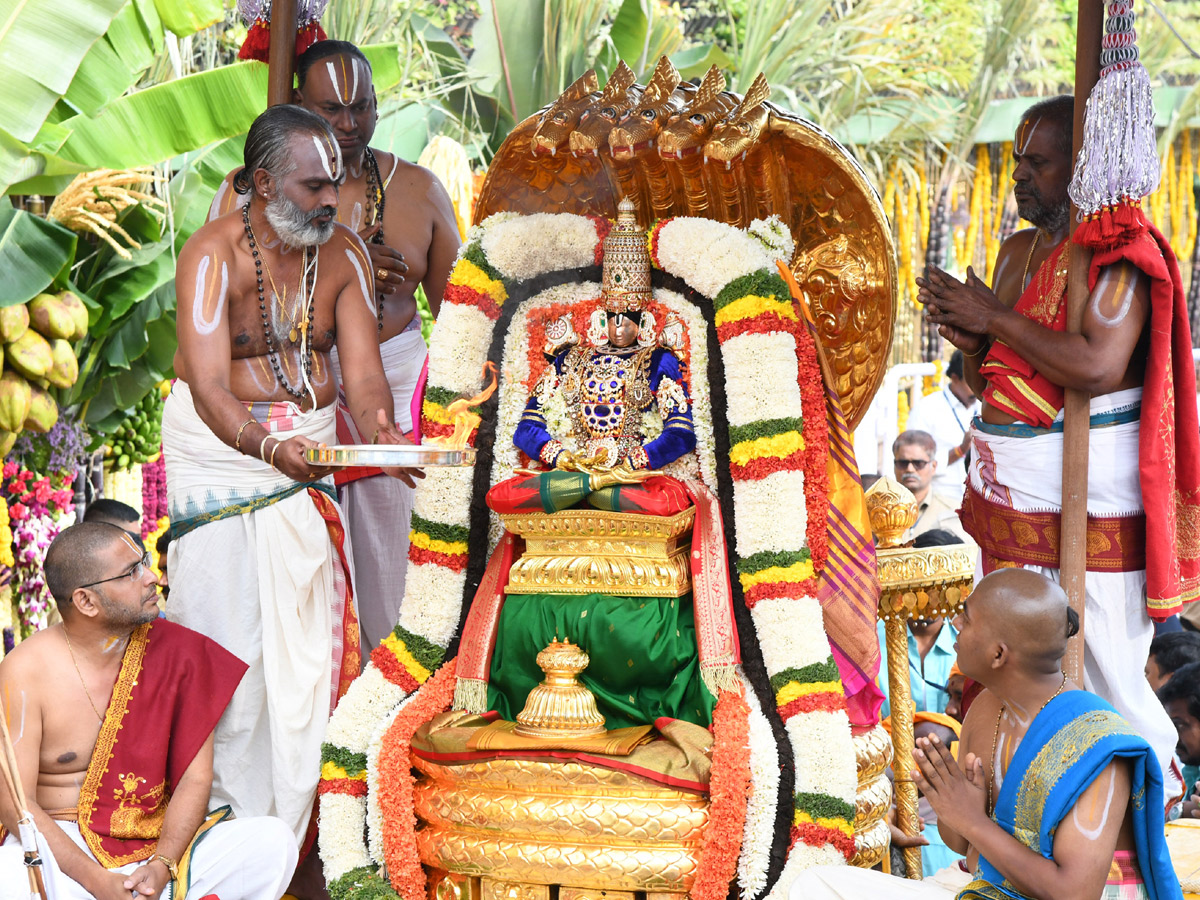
[2,462,16,479]
[10,504,27,522]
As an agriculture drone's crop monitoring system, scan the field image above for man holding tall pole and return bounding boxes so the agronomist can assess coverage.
[917,89,1200,788]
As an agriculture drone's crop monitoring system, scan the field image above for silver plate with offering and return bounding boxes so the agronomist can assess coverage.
[303,444,476,468]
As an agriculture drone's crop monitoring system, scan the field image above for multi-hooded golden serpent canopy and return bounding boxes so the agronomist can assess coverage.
[474,60,898,429]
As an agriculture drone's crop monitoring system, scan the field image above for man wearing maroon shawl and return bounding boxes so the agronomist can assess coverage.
[0,522,297,899]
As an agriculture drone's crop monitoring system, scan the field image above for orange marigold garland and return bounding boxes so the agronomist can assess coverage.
[690,688,752,900]
[378,658,459,899]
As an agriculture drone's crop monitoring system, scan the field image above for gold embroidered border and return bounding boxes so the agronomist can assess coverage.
[77,623,154,868]
[1011,710,1134,857]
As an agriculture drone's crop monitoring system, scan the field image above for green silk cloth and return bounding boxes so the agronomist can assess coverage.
[486,591,715,729]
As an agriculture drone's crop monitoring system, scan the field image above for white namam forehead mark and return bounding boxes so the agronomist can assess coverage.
[1017,116,1041,156]
[325,57,367,106]
[344,247,375,317]
[192,255,229,335]
[312,134,339,181]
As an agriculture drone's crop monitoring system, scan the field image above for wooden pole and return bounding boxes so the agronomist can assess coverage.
[0,712,47,900]
[1060,0,1104,684]
[266,0,299,107]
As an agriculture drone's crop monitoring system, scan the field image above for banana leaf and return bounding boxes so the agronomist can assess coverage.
[0,207,78,307]
[6,43,404,195]
[0,0,127,143]
[62,0,162,118]
[152,0,223,40]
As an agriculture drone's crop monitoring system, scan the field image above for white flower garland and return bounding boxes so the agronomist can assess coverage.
[654,216,787,299]
[718,333,805,425]
[731,472,809,559]
[751,597,832,677]
[738,671,781,898]
[481,213,604,279]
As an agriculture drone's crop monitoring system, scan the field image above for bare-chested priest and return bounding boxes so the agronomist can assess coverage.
[163,104,418,894]
[0,522,297,900]
[209,40,461,655]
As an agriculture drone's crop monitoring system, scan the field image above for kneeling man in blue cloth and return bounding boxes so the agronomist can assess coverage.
[789,567,1181,900]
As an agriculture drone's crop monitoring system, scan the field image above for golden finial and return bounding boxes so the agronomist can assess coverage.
[514,640,607,739]
[693,65,727,106]
[865,476,919,549]
[734,72,772,116]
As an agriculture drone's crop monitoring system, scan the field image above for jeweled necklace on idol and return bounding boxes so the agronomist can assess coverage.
[242,204,318,401]
[364,147,386,334]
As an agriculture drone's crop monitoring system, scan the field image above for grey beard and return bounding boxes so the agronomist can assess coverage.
[265,194,336,247]
[1019,196,1070,234]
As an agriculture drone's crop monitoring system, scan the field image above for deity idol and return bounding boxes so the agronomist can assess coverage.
[476,198,738,729]
[487,198,697,516]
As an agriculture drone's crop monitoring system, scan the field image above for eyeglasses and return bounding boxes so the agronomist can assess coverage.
[894,458,930,471]
[79,553,152,590]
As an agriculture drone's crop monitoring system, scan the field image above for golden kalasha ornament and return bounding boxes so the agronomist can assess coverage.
[601,197,653,314]
[514,640,606,739]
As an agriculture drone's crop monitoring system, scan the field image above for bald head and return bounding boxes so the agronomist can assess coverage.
[961,569,1076,678]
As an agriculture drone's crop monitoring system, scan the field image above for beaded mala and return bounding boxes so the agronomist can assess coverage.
[243,204,318,401]
[365,147,386,333]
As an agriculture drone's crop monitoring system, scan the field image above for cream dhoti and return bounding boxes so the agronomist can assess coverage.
[0,815,298,900]
[959,388,1177,781]
[331,326,427,653]
[163,381,360,846]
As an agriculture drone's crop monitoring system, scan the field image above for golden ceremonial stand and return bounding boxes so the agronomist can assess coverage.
[865,478,974,879]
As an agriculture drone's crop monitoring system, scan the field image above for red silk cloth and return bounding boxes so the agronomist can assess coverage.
[980,240,1070,427]
[77,620,246,868]
[961,482,1146,574]
[980,225,1200,619]
[486,473,692,516]
[1104,228,1200,617]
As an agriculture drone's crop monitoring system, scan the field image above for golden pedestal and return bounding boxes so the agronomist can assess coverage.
[499,508,695,597]
[417,758,705,898]
[849,724,894,869]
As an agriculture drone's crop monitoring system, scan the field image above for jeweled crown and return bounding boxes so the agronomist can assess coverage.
[601,197,652,314]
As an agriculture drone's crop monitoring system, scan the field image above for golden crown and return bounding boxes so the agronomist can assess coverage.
[601,197,652,314]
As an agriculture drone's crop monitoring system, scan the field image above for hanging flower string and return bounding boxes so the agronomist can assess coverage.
[236,0,329,63]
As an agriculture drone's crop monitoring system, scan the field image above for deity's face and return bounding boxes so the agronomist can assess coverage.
[295,54,377,166]
[259,132,343,247]
[1011,116,1071,233]
[607,311,640,348]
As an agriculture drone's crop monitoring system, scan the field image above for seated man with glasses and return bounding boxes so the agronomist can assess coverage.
[892,429,972,545]
[0,522,298,900]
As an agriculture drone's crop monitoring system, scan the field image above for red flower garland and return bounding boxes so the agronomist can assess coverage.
[792,324,830,576]
[378,658,459,899]
[689,689,751,900]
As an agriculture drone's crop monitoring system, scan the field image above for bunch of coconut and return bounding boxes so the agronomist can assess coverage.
[0,292,87,454]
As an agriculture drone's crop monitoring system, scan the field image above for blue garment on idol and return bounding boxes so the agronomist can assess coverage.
[514,344,695,470]
[876,619,958,719]
[960,690,1182,900]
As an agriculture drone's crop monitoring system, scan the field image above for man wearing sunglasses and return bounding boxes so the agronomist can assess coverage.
[893,430,971,544]
[0,522,298,899]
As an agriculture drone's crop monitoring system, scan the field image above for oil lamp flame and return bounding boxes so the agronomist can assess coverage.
[427,362,498,451]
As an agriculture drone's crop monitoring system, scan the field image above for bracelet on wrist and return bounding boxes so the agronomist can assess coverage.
[234,418,256,452]
[151,853,179,881]
[259,436,277,464]
[268,439,281,468]
[963,341,989,359]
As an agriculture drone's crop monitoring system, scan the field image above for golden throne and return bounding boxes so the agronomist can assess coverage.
[317,60,898,900]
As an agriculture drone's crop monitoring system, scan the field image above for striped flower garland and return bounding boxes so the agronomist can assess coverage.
[319,211,860,900]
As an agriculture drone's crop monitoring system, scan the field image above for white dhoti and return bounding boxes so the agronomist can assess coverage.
[963,389,1178,783]
[0,816,297,900]
[332,329,427,653]
[788,863,970,900]
[163,381,357,845]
